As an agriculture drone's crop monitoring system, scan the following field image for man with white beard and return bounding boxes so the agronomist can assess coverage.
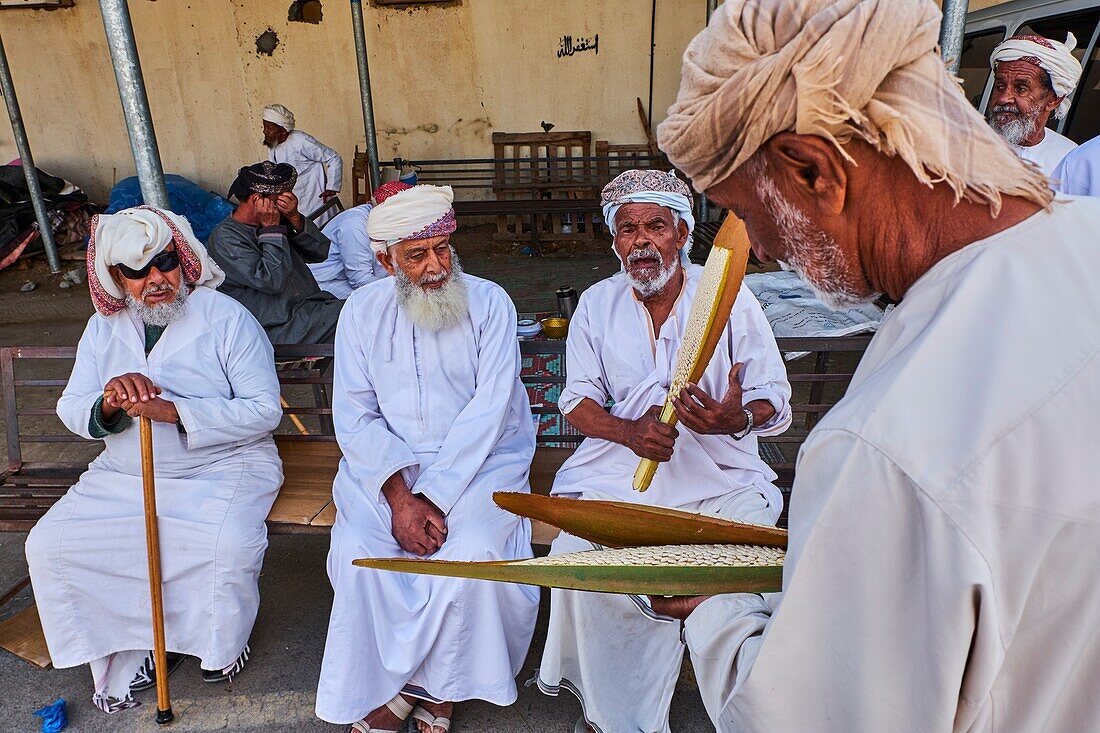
[650,0,1100,730]
[315,185,538,733]
[536,169,792,733]
[987,33,1082,178]
[25,206,283,714]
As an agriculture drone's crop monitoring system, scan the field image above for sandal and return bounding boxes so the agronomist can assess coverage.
[347,694,414,733]
[411,704,452,733]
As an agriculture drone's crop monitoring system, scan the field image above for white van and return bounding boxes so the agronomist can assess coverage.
[964,0,1100,143]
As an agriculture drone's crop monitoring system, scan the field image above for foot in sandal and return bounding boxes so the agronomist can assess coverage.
[348,693,415,733]
[411,700,453,733]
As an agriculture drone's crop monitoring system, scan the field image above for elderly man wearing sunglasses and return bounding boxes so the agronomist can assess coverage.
[25,206,284,714]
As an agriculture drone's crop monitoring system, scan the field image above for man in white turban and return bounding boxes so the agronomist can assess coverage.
[315,185,538,733]
[263,102,343,224]
[988,33,1082,176]
[536,169,792,733]
[25,206,283,714]
[652,1,1100,732]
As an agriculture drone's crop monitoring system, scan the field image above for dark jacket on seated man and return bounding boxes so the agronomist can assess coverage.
[208,161,344,345]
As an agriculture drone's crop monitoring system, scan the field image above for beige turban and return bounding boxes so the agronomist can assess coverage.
[366,185,457,253]
[657,0,1051,212]
[87,206,225,316]
[262,103,295,132]
[991,33,1083,119]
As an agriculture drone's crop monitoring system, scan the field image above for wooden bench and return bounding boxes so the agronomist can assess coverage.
[0,336,870,535]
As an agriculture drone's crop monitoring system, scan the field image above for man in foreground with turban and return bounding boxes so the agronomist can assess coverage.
[209,161,344,344]
[314,185,538,733]
[988,32,1082,177]
[535,169,792,733]
[650,1,1100,731]
[263,102,343,224]
[25,206,283,713]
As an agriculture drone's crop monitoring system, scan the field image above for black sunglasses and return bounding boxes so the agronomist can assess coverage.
[117,250,180,280]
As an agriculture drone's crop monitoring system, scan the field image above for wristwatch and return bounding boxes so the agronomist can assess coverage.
[731,408,754,441]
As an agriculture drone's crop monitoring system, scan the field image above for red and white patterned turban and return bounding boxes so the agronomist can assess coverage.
[366,184,457,253]
[87,206,225,317]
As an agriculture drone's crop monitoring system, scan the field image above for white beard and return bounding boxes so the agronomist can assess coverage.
[990,105,1041,146]
[394,252,470,332]
[125,281,191,327]
[625,247,680,298]
[756,173,878,310]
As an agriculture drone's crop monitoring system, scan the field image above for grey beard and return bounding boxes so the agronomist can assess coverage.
[755,169,878,311]
[990,107,1041,146]
[126,281,191,327]
[625,248,679,298]
[393,251,470,332]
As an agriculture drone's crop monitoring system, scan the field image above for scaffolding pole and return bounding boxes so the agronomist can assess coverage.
[939,0,968,76]
[0,32,62,273]
[99,0,169,209]
[351,0,381,193]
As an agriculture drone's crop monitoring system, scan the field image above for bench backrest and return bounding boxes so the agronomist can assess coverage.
[1,336,870,529]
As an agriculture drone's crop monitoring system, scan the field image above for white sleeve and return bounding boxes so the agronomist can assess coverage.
[172,311,283,450]
[729,285,791,435]
[412,289,532,514]
[557,294,610,414]
[56,316,107,439]
[341,222,386,290]
[304,133,343,193]
[1052,148,1094,196]
[684,429,993,732]
[333,300,419,500]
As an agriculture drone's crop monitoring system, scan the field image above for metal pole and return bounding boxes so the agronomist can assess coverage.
[939,0,968,76]
[99,0,169,209]
[700,0,720,223]
[0,32,62,273]
[351,0,381,193]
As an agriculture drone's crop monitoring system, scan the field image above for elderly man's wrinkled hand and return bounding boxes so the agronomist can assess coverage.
[124,396,179,425]
[274,191,304,230]
[389,490,448,556]
[103,373,162,419]
[625,406,679,462]
[648,594,710,620]
[254,195,281,228]
[673,362,747,435]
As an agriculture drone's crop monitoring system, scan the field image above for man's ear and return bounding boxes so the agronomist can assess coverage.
[677,218,690,248]
[376,250,397,276]
[763,132,848,216]
[108,266,127,291]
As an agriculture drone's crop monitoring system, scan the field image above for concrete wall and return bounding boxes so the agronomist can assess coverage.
[0,0,705,203]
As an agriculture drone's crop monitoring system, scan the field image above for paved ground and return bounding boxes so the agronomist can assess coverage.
[0,234,717,732]
[0,533,714,732]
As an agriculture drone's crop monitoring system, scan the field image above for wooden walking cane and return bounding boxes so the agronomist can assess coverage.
[139,416,175,724]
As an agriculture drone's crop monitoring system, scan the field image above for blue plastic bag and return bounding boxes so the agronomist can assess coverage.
[106,174,234,244]
[32,698,67,732]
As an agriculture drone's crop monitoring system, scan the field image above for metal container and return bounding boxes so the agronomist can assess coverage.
[556,287,579,320]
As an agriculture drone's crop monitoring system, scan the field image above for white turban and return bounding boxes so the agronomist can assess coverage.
[87,206,225,316]
[658,0,1052,213]
[990,33,1083,119]
[366,185,458,253]
[262,103,295,132]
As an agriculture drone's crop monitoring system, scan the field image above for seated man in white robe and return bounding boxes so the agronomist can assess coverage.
[310,181,410,297]
[537,169,792,733]
[649,1,1100,731]
[315,185,538,733]
[988,32,1082,177]
[25,206,283,713]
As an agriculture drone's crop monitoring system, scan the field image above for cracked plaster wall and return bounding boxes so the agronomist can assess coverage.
[0,0,704,201]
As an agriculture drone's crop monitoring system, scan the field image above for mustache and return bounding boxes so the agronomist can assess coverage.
[991,104,1022,116]
[142,283,175,297]
[626,247,662,264]
[418,269,449,287]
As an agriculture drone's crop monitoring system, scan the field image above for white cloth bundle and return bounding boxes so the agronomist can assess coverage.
[262,103,296,131]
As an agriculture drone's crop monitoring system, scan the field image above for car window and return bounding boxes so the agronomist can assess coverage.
[960,29,1008,110]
